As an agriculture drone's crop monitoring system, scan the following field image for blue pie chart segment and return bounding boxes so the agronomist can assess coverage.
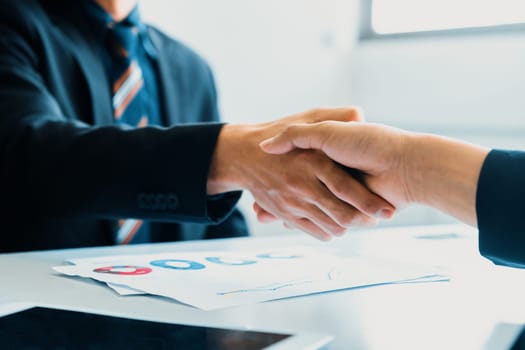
[205,257,257,266]
[150,259,206,270]
[256,252,303,259]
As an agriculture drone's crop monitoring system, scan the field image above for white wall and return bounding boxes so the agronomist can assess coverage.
[350,33,525,134]
[350,32,525,227]
[141,1,525,235]
[141,0,359,123]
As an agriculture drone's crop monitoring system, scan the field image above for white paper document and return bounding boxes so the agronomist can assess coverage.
[54,247,447,310]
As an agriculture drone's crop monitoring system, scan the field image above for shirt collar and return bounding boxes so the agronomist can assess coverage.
[84,1,158,59]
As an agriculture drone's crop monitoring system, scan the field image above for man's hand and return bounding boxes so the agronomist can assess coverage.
[260,121,489,226]
[207,109,396,240]
[260,121,413,209]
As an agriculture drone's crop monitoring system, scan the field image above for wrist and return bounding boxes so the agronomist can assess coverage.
[402,132,431,205]
[408,132,489,224]
[207,124,252,195]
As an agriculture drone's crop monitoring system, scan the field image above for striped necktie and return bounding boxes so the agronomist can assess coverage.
[107,21,148,244]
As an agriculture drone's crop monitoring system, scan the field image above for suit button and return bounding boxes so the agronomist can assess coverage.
[137,193,155,210]
[167,193,179,210]
[137,193,148,209]
[154,194,167,210]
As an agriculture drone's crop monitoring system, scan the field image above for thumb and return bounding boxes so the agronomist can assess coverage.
[260,124,324,155]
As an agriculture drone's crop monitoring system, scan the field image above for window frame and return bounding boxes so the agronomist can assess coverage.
[359,0,525,40]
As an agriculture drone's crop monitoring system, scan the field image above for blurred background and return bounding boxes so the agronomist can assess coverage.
[141,0,525,236]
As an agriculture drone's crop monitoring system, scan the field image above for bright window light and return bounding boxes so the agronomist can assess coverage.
[372,0,525,34]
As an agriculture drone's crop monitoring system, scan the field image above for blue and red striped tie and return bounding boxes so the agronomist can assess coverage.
[107,21,147,244]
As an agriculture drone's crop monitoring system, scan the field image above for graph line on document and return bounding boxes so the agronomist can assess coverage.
[217,268,341,296]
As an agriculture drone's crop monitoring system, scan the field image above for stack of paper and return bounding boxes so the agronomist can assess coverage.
[54,247,447,310]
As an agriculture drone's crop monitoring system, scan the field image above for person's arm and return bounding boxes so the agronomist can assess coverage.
[260,121,489,226]
[0,9,394,239]
[261,121,525,267]
[403,133,488,226]
[196,63,251,238]
[0,8,236,225]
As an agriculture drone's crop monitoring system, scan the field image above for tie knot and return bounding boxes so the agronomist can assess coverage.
[107,22,140,60]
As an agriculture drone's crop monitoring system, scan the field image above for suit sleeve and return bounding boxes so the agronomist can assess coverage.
[476,149,525,267]
[0,14,240,224]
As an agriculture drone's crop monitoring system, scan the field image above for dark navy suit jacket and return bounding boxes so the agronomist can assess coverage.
[0,0,248,252]
[477,150,525,268]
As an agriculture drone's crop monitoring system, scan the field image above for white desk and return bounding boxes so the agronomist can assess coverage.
[2,224,525,349]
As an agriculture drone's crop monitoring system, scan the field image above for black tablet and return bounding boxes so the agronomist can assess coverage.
[0,303,332,350]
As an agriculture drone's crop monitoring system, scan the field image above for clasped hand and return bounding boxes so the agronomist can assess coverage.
[208,108,396,241]
[256,121,408,240]
[258,119,488,230]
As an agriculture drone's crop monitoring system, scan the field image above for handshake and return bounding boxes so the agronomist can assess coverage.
[208,107,489,239]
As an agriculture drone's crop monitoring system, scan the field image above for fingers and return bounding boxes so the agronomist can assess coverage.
[298,161,389,232]
[298,202,347,237]
[251,168,388,241]
[283,218,333,241]
[260,123,323,155]
[254,201,339,240]
[252,194,346,240]
[276,108,362,133]
[310,180,380,228]
[251,153,395,243]
[253,202,278,223]
[260,121,350,156]
[308,107,363,123]
[316,163,395,219]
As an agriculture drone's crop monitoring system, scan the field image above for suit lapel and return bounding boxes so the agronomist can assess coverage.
[58,20,181,127]
[45,2,113,126]
[71,40,113,126]
[147,28,181,126]
[67,29,113,126]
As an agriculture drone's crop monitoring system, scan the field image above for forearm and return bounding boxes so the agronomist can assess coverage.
[2,118,233,222]
[407,133,490,226]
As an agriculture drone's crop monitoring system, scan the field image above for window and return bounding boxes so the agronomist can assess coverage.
[367,0,525,36]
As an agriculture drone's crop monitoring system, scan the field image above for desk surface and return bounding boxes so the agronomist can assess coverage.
[2,224,525,350]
